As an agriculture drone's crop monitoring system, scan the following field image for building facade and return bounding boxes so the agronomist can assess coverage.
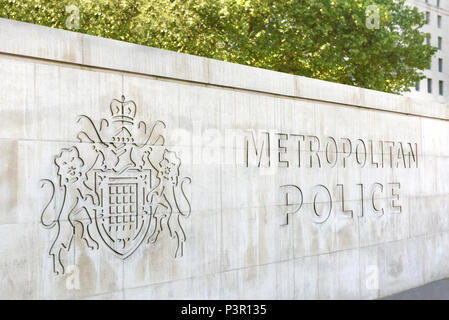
[404,0,449,103]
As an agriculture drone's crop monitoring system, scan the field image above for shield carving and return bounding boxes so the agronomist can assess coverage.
[94,169,152,257]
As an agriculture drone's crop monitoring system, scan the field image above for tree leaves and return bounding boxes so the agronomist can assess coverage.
[0,0,436,94]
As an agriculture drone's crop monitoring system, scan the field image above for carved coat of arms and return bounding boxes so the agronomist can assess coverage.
[40,96,191,275]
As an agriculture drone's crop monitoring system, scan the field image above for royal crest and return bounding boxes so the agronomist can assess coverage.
[40,96,191,275]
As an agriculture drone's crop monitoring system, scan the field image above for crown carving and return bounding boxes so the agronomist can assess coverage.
[110,95,137,124]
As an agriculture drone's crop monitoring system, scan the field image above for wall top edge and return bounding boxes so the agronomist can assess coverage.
[1,17,448,120]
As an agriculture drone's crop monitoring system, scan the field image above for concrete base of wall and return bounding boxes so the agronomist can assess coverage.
[383,279,449,300]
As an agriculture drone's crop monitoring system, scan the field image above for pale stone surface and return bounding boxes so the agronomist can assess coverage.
[0,19,448,300]
[0,18,83,64]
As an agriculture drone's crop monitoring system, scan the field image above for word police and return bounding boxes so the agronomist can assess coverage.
[279,182,402,225]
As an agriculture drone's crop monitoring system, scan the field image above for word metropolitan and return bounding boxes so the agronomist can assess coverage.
[242,131,418,169]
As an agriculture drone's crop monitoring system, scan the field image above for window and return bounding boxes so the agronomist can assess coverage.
[437,0,440,8]
[426,35,431,45]
[439,81,444,96]
[416,81,420,91]
[438,16,442,28]
[428,79,433,93]
[438,37,442,50]
[439,58,443,72]
[426,11,430,24]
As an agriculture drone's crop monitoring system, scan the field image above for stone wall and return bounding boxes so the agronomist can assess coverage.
[1,18,449,299]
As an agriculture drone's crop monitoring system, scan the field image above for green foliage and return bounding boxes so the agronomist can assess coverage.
[0,0,436,94]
